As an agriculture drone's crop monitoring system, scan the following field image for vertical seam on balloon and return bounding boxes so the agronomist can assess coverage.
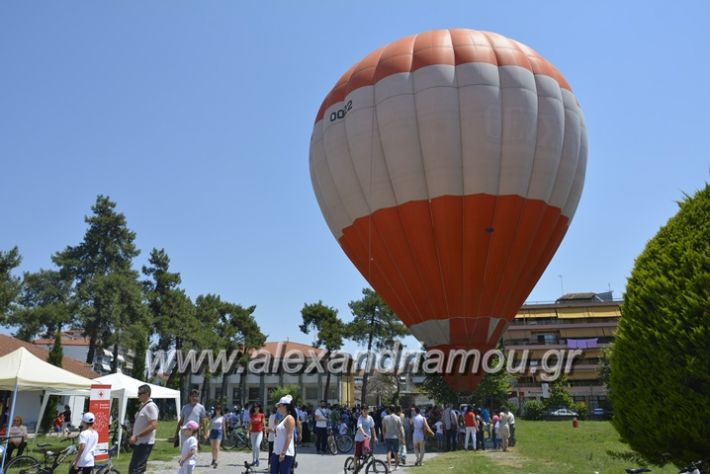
[373,82,438,325]
[371,78,429,327]
[491,42,542,323]
[338,87,420,326]
[559,107,585,217]
[411,32,452,324]
[451,28,466,326]
[474,31,503,319]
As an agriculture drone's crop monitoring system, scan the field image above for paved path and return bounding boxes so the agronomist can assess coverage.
[148,442,440,473]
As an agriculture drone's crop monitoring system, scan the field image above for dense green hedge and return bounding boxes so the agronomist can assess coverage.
[610,184,709,468]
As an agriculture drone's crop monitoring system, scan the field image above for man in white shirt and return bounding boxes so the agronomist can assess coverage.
[314,400,329,454]
[442,404,459,452]
[129,384,159,474]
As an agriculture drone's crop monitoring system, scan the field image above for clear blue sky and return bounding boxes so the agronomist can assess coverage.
[1,1,708,349]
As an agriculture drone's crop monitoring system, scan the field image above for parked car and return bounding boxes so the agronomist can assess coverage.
[551,408,578,416]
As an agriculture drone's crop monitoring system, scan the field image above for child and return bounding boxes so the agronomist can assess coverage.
[179,420,199,474]
[53,413,63,435]
[434,420,444,451]
[71,412,98,474]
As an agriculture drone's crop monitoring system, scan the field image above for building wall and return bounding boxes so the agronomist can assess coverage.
[501,298,621,409]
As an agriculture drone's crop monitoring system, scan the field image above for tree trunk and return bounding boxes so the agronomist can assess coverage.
[360,328,375,404]
[86,333,97,365]
[323,351,331,401]
[111,333,120,373]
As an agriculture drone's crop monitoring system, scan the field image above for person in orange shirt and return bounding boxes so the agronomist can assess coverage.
[463,407,478,451]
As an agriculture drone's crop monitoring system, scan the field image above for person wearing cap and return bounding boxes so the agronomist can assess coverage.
[271,395,296,474]
[129,384,159,474]
[70,412,98,474]
[178,420,199,474]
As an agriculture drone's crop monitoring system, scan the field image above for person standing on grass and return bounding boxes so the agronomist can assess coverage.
[506,407,516,447]
[382,405,404,471]
[412,406,434,466]
[498,410,512,452]
[129,384,159,474]
[207,406,224,468]
[70,412,98,474]
[178,421,199,474]
[249,403,266,467]
[464,406,477,450]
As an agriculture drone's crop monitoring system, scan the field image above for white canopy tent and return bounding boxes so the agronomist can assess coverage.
[93,371,180,454]
[0,347,94,471]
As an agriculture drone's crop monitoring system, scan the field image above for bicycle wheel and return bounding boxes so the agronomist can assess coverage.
[337,434,353,453]
[108,468,121,474]
[221,432,236,450]
[4,455,42,474]
[365,459,389,473]
[343,456,355,473]
[327,435,338,455]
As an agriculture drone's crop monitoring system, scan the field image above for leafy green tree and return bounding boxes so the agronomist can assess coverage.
[41,331,65,430]
[420,373,458,406]
[0,246,21,321]
[470,368,513,409]
[610,184,709,468]
[299,301,346,401]
[48,330,63,366]
[7,269,73,341]
[347,288,408,403]
[543,374,574,410]
[269,385,303,408]
[215,299,265,409]
[53,196,149,367]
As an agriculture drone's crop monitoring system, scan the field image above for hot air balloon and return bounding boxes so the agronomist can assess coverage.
[309,28,587,391]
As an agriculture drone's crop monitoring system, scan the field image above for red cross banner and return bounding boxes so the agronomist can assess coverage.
[89,384,112,461]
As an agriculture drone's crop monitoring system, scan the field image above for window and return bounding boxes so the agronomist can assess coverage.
[536,333,559,344]
[248,387,261,402]
[232,388,240,405]
[214,388,223,402]
[305,386,319,400]
[326,385,338,401]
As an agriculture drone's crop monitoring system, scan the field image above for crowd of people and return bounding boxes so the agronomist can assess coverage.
[174,392,518,473]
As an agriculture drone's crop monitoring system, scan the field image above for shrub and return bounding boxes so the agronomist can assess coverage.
[573,401,588,420]
[523,400,545,420]
[610,184,709,468]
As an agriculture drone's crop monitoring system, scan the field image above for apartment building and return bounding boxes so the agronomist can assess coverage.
[501,291,619,409]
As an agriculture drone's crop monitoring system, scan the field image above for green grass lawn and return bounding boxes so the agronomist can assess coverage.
[413,420,677,474]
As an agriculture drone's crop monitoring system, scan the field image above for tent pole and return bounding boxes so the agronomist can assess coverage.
[36,391,51,435]
[0,384,19,473]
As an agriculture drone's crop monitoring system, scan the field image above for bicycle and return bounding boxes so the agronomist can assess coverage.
[221,426,251,450]
[4,438,77,473]
[625,460,707,474]
[327,427,354,455]
[4,441,120,474]
[343,447,388,474]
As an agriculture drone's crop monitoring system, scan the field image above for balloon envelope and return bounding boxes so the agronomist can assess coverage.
[309,28,587,391]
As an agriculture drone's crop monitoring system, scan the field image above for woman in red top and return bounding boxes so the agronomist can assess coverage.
[248,403,266,467]
[464,407,478,450]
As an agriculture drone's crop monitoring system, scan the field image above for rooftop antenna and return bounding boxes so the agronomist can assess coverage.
[558,274,565,295]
